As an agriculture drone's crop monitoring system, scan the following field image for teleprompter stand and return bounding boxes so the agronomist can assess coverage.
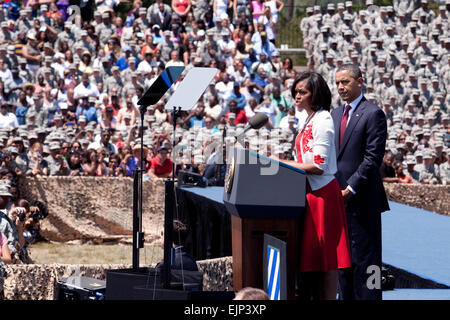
[106,67,231,300]
[106,66,186,299]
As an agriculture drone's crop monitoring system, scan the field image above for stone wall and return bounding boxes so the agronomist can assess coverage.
[19,177,167,244]
[383,183,450,216]
[2,257,234,300]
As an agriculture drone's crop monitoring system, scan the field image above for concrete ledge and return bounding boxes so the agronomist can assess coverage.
[383,183,450,216]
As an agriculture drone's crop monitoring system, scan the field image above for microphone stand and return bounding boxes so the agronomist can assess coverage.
[162,106,181,289]
[215,124,227,185]
[132,104,148,271]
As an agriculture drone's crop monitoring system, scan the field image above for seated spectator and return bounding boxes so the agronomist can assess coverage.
[228,82,247,110]
[185,104,206,128]
[88,129,118,155]
[0,104,18,129]
[254,97,276,127]
[172,0,191,18]
[252,31,276,59]
[419,149,441,185]
[204,115,218,134]
[279,57,297,81]
[244,97,258,119]
[224,99,247,125]
[204,95,222,121]
[121,144,148,177]
[67,150,84,176]
[252,68,270,91]
[380,151,398,183]
[44,142,70,176]
[82,149,104,176]
[27,145,49,177]
[405,155,420,184]
[394,161,412,184]
[250,52,275,78]
[146,145,173,178]
[107,154,123,177]
[76,97,98,124]
[440,150,450,186]
[117,93,140,128]
[100,106,118,130]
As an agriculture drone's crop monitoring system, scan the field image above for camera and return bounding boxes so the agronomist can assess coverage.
[30,207,44,222]
[18,212,26,222]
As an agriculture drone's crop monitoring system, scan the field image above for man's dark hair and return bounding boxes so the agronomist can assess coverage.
[291,71,332,111]
[173,219,188,246]
[336,64,363,80]
[30,199,48,219]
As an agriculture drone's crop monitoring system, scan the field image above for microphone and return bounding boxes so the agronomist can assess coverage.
[235,112,269,146]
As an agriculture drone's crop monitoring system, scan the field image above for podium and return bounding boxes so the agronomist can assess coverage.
[223,148,306,300]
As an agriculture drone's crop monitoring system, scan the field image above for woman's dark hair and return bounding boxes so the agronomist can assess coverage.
[68,150,82,170]
[291,71,332,112]
[284,57,293,69]
[236,40,246,53]
[239,21,249,33]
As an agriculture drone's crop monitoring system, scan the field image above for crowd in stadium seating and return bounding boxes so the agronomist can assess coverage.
[0,0,447,193]
[302,0,449,185]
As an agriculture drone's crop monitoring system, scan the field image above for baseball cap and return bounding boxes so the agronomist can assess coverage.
[0,185,12,197]
[157,145,168,152]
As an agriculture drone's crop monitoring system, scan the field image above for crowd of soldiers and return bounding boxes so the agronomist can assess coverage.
[301,0,449,185]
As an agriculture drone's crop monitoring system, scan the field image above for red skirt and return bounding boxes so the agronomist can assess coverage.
[299,178,352,272]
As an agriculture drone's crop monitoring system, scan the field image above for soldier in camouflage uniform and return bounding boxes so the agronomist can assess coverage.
[44,142,70,176]
[418,149,441,184]
[104,66,124,97]
[97,12,117,47]
[439,148,450,185]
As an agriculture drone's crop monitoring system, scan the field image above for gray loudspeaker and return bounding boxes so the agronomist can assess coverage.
[223,147,306,218]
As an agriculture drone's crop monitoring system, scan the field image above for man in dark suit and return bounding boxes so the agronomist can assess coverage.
[156,220,198,272]
[150,2,172,31]
[331,64,389,300]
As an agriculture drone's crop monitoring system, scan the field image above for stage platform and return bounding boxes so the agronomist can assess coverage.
[382,201,450,289]
[383,289,450,300]
[180,186,224,204]
[180,186,450,300]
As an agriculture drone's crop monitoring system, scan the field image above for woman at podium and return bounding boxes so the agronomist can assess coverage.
[276,71,352,300]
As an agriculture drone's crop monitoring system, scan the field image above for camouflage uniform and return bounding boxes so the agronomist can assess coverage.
[440,160,450,185]
[418,150,441,184]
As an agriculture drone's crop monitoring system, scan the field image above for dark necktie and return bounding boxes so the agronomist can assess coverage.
[339,104,352,147]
